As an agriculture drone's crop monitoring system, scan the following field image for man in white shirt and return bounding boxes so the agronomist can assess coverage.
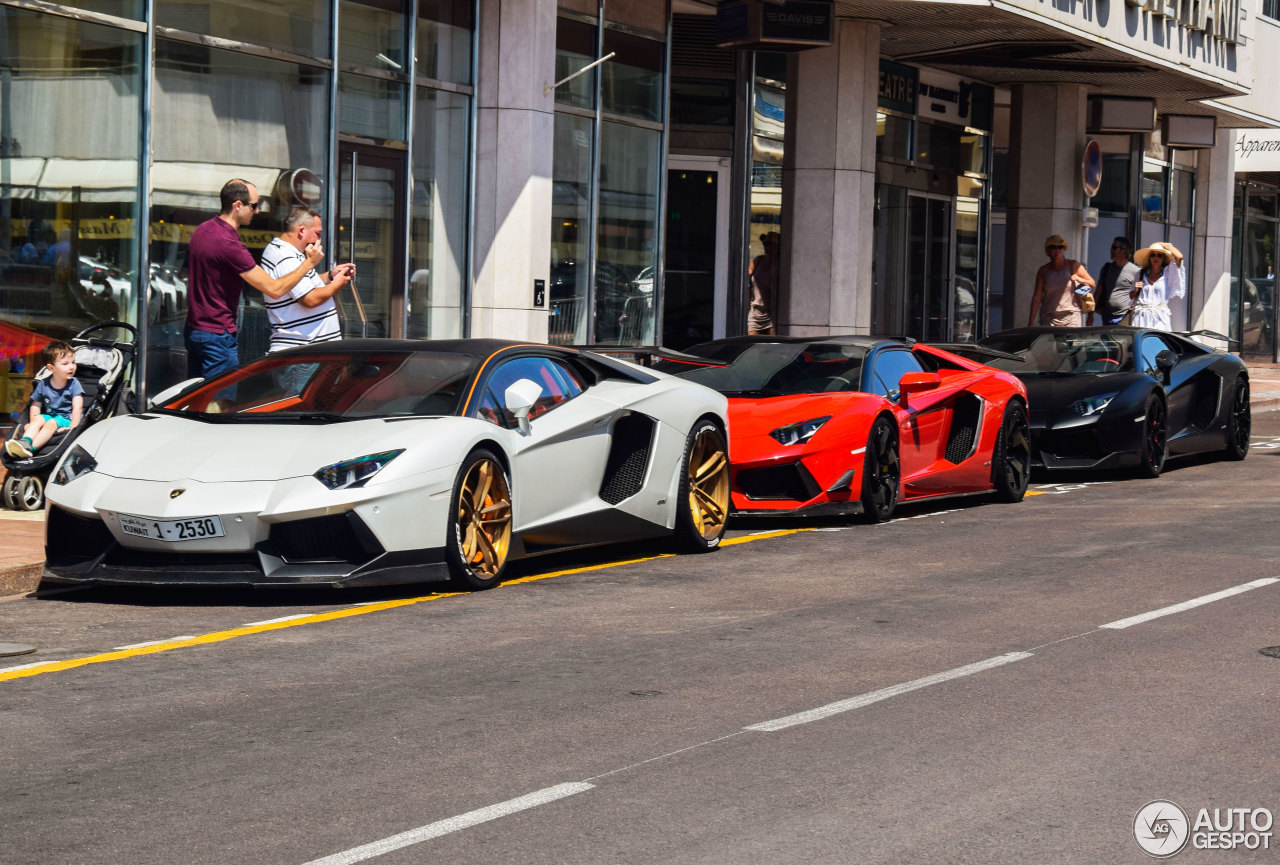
[259,206,355,353]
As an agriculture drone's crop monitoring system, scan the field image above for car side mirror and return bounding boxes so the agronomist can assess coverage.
[504,379,543,436]
[897,371,941,406]
[1154,349,1177,382]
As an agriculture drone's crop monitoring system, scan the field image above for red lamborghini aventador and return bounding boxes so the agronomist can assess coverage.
[654,336,1031,521]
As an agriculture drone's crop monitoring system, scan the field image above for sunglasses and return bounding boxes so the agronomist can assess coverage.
[1111,245,1128,251]
[241,198,261,212]
[1046,245,1065,251]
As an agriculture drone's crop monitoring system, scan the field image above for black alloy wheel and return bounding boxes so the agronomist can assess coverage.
[859,416,900,523]
[1136,393,1168,478]
[1222,376,1251,461]
[992,400,1032,502]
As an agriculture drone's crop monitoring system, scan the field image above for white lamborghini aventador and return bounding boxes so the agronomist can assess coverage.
[42,339,731,590]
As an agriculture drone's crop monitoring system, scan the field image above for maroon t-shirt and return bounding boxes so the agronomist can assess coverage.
[185,217,258,333]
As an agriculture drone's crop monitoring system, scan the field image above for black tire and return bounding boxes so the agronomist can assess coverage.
[445,449,513,590]
[1,475,19,511]
[859,416,900,523]
[1135,393,1168,478]
[992,400,1032,503]
[1222,376,1251,461]
[673,419,730,552]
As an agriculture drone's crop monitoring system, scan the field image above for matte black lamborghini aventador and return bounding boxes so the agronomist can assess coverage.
[949,327,1250,476]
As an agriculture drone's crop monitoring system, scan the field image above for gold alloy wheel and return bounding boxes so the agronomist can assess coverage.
[456,458,512,580]
[687,427,730,540]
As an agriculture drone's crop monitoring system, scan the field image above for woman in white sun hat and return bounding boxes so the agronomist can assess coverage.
[1130,241,1184,330]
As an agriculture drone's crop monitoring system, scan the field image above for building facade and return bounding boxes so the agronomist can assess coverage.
[2,0,1279,422]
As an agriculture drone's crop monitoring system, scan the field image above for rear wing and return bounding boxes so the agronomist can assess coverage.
[928,343,1024,363]
[572,344,729,369]
[1176,329,1237,351]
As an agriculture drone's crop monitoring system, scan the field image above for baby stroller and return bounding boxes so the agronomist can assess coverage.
[2,321,137,511]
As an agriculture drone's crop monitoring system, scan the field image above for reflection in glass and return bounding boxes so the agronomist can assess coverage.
[337,151,402,340]
[555,17,596,111]
[340,0,407,72]
[418,0,473,84]
[0,7,141,396]
[872,185,908,336]
[156,0,330,59]
[549,114,592,345]
[596,122,659,344]
[876,112,912,161]
[408,88,469,339]
[339,73,407,142]
[664,170,717,350]
[601,29,663,122]
[1241,208,1275,359]
[953,198,980,342]
[150,40,328,394]
[1142,162,1166,220]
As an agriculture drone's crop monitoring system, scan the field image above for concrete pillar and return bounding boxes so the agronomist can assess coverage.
[471,0,556,340]
[1006,83,1088,327]
[1191,129,1235,336]
[779,19,879,336]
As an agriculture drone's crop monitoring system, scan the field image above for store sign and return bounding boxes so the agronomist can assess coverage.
[878,60,917,115]
[916,68,991,129]
[1124,0,1240,44]
[1234,129,1280,173]
[716,0,832,50]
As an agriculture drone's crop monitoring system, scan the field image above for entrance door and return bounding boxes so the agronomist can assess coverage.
[905,193,954,343]
[664,157,729,349]
[337,145,407,338]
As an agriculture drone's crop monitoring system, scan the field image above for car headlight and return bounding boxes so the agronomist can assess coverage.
[769,416,832,446]
[52,445,97,486]
[314,450,404,490]
[1069,393,1117,417]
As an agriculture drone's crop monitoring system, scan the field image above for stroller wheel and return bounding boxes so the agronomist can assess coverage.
[14,476,44,512]
[1,475,18,510]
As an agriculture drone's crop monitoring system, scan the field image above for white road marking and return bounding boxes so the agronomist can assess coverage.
[742,651,1034,732]
[242,614,312,627]
[1099,578,1280,630]
[894,508,963,521]
[0,660,57,674]
[300,783,595,865]
[114,637,196,650]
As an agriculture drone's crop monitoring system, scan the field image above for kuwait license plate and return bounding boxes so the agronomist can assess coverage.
[118,513,225,542]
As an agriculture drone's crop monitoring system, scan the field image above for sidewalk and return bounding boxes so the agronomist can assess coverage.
[3,365,1280,599]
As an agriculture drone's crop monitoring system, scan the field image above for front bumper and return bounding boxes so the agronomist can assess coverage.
[43,505,449,587]
[1030,409,1143,471]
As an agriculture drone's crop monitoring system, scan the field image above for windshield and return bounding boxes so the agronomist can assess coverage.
[979,332,1134,374]
[658,342,867,396]
[158,351,478,420]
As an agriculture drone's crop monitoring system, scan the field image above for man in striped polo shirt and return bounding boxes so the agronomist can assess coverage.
[259,206,356,355]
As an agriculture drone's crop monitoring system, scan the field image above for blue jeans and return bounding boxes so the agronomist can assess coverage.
[185,326,239,379]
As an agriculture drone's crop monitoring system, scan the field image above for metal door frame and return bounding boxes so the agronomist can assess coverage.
[906,190,958,342]
[338,142,409,339]
[666,154,731,340]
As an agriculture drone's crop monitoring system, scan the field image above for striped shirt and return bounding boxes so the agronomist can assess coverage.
[259,237,341,352]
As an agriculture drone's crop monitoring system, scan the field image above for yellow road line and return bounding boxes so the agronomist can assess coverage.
[1,499,1042,684]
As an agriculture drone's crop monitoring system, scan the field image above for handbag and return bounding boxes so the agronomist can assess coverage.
[1077,290,1096,314]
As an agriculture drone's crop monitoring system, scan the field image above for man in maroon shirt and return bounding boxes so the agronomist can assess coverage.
[184,178,326,378]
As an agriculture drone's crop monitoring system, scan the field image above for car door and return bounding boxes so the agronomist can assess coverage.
[471,354,616,531]
[1136,333,1194,436]
[868,348,941,484]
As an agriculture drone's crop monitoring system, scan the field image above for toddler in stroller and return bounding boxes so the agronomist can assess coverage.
[2,321,137,511]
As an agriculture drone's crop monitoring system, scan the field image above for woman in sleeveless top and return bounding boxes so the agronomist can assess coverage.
[1028,234,1096,327]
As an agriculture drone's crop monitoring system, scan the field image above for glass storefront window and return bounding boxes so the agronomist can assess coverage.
[596,121,659,344]
[670,78,733,127]
[54,0,143,19]
[555,17,596,111]
[418,0,473,84]
[338,73,407,142]
[915,122,985,175]
[339,0,407,72]
[1241,195,1277,358]
[150,40,329,394]
[1093,153,1131,213]
[1142,162,1166,221]
[601,28,663,122]
[156,0,330,59]
[408,88,469,339]
[1172,167,1194,225]
[0,8,142,426]
[549,114,593,346]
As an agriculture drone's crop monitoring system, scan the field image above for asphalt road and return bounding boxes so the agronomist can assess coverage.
[5,415,1280,865]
